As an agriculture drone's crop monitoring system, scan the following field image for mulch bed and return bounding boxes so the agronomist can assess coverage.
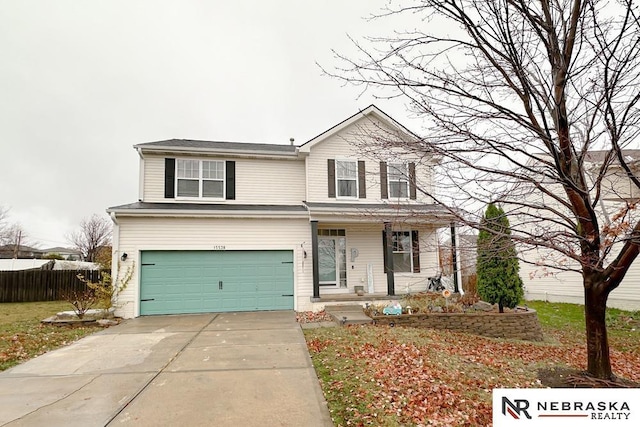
[538,366,640,388]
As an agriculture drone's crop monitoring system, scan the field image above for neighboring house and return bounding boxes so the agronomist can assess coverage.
[0,259,99,272]
[52,260,101,270]
[0,259,52,271]
[518,150,640,311]
[0,245,45,259]
[440,233,477,294]
[42,247,83,261]
[108,105,454,318]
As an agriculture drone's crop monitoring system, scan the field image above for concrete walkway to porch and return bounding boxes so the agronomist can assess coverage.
[324,304,374,326]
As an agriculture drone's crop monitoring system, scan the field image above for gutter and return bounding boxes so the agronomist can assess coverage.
[106,208,309,219]
[109,211,119,225]
[109,211,120,287]
[136,146,300,159]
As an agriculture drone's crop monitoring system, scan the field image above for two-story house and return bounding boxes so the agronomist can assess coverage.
[107,105,454,318]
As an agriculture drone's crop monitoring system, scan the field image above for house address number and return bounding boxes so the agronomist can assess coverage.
[212,245,226,250]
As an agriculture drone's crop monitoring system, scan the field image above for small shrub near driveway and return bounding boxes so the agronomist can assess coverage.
[0,301,102,371]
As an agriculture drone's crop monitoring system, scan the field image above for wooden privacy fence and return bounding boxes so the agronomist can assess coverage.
[463,273,478,296]
[0,269,102,303]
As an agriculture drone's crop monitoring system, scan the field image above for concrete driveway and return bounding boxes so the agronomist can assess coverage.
[0,311,333,427]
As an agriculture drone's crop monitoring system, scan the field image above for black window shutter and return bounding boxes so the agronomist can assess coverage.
[380,161,388,199]
[164,158,175,199]
[226,161,236,200]
[382,230,388,273]
[328,159,336,198]
[412,230,420,273]
[409,162,417,200]
[358,160,366,199]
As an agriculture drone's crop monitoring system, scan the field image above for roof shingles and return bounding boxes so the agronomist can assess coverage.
[135,139,298,154]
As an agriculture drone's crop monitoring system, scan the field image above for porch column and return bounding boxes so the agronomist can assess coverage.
[450,222,459,293]
[384,222,395,296]
[311,220,320,299]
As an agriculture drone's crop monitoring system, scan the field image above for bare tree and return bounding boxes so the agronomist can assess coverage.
[1,222,29,248]
[0,205,9,243]
[67,214,112,262]
[328,0,640,380]
[0,207,31,253]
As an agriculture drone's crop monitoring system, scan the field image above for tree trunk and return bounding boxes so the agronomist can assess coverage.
[498,302,504,313]
[584,277,613,380]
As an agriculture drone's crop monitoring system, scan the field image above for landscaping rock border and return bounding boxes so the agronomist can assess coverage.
[41,308,119,326]
[371,307,543,341]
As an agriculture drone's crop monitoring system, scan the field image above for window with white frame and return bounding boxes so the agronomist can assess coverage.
[388,163,409,198]
[391,231,412,272]
[176,159,225,198]
[201,160,224,197]
[336,160,358,198]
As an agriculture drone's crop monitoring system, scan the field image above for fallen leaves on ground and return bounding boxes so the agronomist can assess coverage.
[296,310,334,323]
[0,323,102,371]
[304,325,640,427]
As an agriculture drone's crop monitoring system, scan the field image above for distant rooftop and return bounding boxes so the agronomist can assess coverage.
[584,150,640,163]
[42,246,81,254]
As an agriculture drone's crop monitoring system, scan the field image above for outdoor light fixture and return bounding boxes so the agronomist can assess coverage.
[120,252,128,262]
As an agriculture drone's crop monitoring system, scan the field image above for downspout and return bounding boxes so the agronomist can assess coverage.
[136,147,145,202]
[311,220,320,299]
[109,211,120,292]
[384,222,395,296]
[450,222,459,293]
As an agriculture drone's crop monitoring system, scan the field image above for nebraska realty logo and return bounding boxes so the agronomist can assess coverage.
[493,389,640,426]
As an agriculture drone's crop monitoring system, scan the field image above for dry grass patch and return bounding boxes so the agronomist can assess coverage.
[0,301,103,371]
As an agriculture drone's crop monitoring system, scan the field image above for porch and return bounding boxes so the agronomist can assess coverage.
[309,293,397,325]
[311,292,396,303]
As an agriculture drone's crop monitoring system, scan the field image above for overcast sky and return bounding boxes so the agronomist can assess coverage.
[0,0,423,249]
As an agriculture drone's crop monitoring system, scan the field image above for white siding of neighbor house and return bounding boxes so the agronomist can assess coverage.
[520,252,640,311]
[305,116,434,203]
[515,184,640,311]
[599,169,633,200]
[114,216,312,318]
[141,154,306,204]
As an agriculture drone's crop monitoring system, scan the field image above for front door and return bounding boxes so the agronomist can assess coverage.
[318,232,347,290]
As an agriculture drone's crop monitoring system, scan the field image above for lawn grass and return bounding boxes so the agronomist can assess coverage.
[0,301,103,371]
[524,300,585,330]
[303,300,640,426]
[526,300,640,352]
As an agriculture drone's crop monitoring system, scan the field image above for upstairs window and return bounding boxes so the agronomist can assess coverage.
[201,160,225,198]
[176,159,225,198]
[380,161,417,200]
[388,163,409,198]
[177,159,200,197]
[336,160,358,198]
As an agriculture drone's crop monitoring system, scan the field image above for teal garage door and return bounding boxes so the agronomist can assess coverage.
[140,250,294,315]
